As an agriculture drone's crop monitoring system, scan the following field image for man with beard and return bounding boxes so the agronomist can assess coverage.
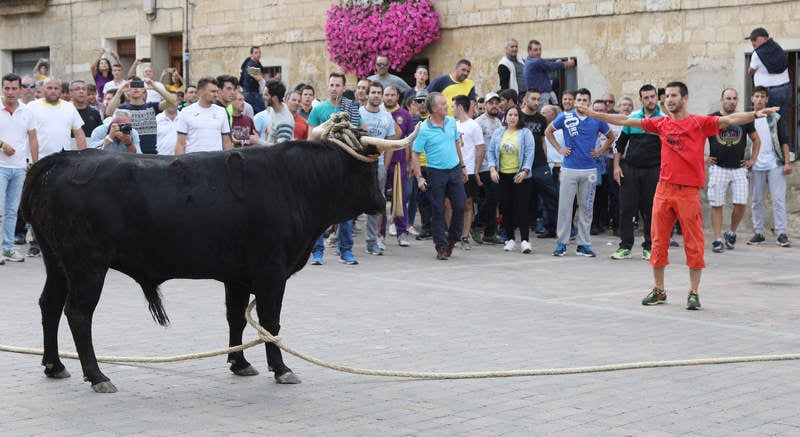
[23,78,86,256]
[427,59,476,116]
[610,84,664,261]
[706,88,759,254]
[265,81,294,146]
[474,92,503,244]
[382,85,414,246]
[579,81,778,310]
[520,88,558,239]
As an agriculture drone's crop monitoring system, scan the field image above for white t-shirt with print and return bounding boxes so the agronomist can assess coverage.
[175,102,230,153]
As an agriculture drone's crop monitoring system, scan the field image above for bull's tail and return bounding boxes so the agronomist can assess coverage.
[20,154,63,224]
[141,282,170,326]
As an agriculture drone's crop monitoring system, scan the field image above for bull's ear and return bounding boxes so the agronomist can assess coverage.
[225,151,246,200]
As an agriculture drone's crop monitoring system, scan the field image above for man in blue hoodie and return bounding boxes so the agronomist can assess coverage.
[747,27,793,156]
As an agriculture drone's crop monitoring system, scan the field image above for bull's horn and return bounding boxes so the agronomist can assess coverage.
[310,118,335,139]
[360,122,421,151]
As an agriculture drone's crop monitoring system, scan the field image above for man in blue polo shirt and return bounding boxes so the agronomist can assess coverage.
[545,88,614,257]
[411,92,467,260]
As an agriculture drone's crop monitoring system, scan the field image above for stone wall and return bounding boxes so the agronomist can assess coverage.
[1,0,798,232]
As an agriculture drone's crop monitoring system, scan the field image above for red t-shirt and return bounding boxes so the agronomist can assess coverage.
[641,115,720,187]
[293,112,309,140]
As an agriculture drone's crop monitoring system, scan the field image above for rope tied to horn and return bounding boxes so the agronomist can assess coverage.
[315,112,376,163]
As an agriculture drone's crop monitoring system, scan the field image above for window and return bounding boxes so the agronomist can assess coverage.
[12,48,49,77]
[263,65,281,80]
[547,57,578,104]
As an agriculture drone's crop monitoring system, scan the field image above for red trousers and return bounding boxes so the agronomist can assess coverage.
[650,182,705,269]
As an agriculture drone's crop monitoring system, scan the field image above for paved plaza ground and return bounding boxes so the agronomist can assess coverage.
[1,227,799,436]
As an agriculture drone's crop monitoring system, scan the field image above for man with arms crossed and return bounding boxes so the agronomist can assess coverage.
[578,81,778,310]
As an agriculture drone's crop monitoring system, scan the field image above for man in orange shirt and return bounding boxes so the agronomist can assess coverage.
[577,81,779,310]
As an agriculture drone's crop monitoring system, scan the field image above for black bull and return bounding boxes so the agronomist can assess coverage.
[20,140,388,392]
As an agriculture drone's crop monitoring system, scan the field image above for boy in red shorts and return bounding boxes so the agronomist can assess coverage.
[576,81,778,310]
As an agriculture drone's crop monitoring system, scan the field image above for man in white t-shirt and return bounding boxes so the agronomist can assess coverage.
[26,78,87,156]
[156,102,179,155]
[453,94,484,250]
[265,80,294,146]
[174,77,233,154]
[1,73,40,263]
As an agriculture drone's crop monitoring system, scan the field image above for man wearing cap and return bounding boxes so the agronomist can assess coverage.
[747,27,792,155]
[474,92,503,244]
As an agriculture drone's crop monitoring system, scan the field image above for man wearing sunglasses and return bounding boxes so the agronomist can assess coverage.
[20,76,36,104]
[367,54,411,95]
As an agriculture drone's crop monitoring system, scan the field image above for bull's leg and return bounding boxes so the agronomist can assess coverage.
[224,282,258,376]
[255,276,300,384]
[39,261,71,379]
[63,269,116,393]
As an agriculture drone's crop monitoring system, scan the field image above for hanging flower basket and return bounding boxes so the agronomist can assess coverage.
[325,0,440,78]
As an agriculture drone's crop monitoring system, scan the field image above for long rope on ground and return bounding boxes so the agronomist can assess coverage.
[2,298,800,377]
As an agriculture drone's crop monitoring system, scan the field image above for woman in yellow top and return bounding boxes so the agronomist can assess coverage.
[487,106,536,253]
[162,69,184,93]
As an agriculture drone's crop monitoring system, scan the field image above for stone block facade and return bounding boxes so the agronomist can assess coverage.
[1,0,798,232]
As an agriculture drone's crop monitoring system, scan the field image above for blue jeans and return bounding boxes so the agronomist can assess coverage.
[313,219,354,255]
[427,166,466,249]
[244,91,266,115]
[0,167,25,252]
[767,83,792,152]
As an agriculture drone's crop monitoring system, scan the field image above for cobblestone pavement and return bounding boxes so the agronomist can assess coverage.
[1,229,799,436]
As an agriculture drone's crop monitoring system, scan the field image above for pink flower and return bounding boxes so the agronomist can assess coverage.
[325,0,440,77]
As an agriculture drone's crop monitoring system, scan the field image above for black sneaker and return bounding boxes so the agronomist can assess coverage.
[686,291,701,310]
[747,233,766,245]
[14,234,26,245]
[711,239,724,253]
[642,287,667,305]
[415,231,433,241]
[777,234,791,247]
[26,246,41,257]
[723,231,736,249]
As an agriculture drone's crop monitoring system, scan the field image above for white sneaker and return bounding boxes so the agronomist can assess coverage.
[503,239,516,252]
[377,237,386,250]
[407,225,419,236]
[3,249,24,262]
[388,223,397,236]
[398,233,410,247]
[520,240,532,254]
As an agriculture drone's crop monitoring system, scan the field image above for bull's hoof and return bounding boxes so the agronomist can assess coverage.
[91,381,118,393]
[232,365,259,376]
[44,364,71,379]
[274,371,301,384]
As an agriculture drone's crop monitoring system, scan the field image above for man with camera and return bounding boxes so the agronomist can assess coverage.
[105,76,176,154]
[89,109,141,153]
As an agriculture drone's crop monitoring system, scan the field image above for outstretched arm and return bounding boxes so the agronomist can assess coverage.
[718,106,779,128]
[575,104,643,129]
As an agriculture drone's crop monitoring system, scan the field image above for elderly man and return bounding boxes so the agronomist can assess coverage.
[412,92,468,260]
[89,109,141,153]
[498,38,526,92]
